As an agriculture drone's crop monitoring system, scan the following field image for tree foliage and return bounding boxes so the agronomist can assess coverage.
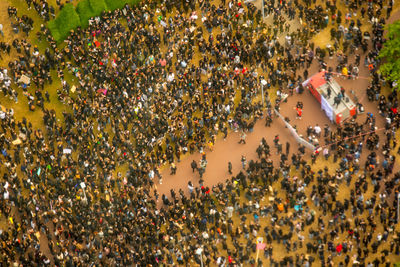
[48,0,142,43]
[48,3,81,43]
[379,20,400,91]
[76,0,93,28]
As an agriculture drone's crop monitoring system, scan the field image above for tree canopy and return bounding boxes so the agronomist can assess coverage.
[379,20,400,91]
[48,0,141,43]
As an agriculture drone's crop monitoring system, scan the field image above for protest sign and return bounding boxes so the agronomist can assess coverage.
[18,75,30,85]
[12,138,22,145]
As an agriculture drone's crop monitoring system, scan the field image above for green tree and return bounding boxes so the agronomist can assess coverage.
[48,3,81,43]
[379,20,400,91]
[48,0,143,43]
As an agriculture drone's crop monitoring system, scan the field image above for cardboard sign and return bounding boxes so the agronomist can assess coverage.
[190,13,198,20]
[294,205,302,211]
[97,88,107,95]
[18,75,30,85]
[18,133,26,140]
[160,20,167,27]
[12,138,21,145]
[256,243,266,250]
[63,148,72,154]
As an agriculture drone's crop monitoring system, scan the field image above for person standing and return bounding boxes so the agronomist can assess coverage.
[274,135,279,147]
[303,69,309,80]
[334,95,341,107]
[286,142,290,156]
[311,152,317,165]
[228,161,232,174]
[277,142,282,155]
[170,163,177,175]
[241,156,247,169]
[239,131,247,144]
[155,167,162,184]
[265,114,272,127]
[191,160,197,173]
[340,86,346,98]
[198,167,204,178]
[295,106,302,119]
[188,181,194,194]
[45,91,50,102]
[314,124,321,137]
[323,147,330,160]
[324,124,330,137]
[208,140,214,151]
[223,126,228,139]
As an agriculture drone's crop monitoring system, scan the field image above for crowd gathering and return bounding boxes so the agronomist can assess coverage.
[0,0,400,265]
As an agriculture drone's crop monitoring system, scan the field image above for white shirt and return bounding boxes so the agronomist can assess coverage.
[4,79,11,87]
[188,184,194,191]
[227,206,234,218]
[148,170,154,179]
[314,125,321,134]
[377,234,382,241]
[202,232,209,239]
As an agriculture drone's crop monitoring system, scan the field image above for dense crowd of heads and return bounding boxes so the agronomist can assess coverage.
[0,0,399,266]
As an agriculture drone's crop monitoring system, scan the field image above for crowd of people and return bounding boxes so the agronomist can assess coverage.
[0,0,399,265]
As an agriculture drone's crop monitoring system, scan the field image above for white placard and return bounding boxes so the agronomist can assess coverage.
[63,148,72,154]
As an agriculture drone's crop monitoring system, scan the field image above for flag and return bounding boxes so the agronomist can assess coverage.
[97,89,107,95]
[257,243,266,250]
